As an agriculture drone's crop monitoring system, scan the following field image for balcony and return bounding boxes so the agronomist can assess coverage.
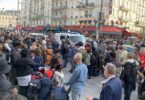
[52,5,67,10]
[135,21,145,28]
[119,6,129,12]
[118,17,129,23]
[76,3,95,9]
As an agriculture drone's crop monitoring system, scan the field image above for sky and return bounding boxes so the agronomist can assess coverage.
[0,0,18,10]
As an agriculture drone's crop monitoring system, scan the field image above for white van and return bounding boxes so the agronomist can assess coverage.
[29,33,47,39]
[54,32,86,45]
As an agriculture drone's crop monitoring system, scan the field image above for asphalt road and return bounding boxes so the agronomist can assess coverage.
[63,63,139,100]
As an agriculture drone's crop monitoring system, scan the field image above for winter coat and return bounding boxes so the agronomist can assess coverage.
[45,49,53,65]
[0,74,12,100]
[15,57,35,77]
[38,77,51,98]
[10,47,20,68]
[33,56,44,69]
[120,59,138,90]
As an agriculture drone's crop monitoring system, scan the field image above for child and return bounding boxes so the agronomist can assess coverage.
[52,64,64,87]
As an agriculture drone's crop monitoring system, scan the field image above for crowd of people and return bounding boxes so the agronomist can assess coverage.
[0,30,145,100]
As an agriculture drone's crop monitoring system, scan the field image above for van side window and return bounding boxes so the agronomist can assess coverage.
[60,36,65,40]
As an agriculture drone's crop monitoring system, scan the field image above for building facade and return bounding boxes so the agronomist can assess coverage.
[20,0,145,34]
[21,0,52,27]
[0,10,18,28]
[109,0,145,34]
[20,0,31,26]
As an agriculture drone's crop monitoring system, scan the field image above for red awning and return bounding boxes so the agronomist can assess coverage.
[133,33,143,38]
[35,26,45,31]
[62,25,131,35]
[117,28,131,36]
[100,26,121,33]
[16,25,23,30]
[24,27,33,31]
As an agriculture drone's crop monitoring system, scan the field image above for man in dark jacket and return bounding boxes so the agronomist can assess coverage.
[10,40,21,85]
[87,63,122,100]
[15,48,35,98]
[120,53,138,100]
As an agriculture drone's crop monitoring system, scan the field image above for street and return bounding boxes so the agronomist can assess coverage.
[63,63,139,100]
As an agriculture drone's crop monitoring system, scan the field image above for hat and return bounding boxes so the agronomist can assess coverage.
[12,40,21,47]
[0,58,11,74]
[21,48,30,57]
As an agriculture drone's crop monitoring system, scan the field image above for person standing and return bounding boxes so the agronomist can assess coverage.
[87,63,122,100]
[15,48,35,98]
[65,53,88,100]
[120,53,138,100]
[10,40,21,85]
[0,59,12,100]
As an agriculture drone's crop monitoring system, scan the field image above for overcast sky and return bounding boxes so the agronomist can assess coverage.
[0,0,17,10]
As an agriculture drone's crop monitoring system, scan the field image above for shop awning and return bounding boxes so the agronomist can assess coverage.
[133,33,143,38]
[16,25,23,30]
[35,26,45,31]
[100,26,121,33]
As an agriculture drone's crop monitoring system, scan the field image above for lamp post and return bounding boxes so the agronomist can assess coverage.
[17,0,19,25]
[96,0,103,41]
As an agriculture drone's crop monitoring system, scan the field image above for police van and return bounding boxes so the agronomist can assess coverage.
[54,32,86,45]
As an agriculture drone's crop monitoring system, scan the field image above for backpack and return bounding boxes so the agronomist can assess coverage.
[90,53,97,66]
[50,86,69,100]
[29,74,41,94]
[120,62,137,89]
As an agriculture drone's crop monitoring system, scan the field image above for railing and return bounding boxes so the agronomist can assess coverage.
[119,5,129,12]
[76,3,95,9]
[52,5,67,10]
[135,21,145,28]
[118,17,129,23]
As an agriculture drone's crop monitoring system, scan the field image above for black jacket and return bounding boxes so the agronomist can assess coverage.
[10,47,20,68]
[15,57,35,77]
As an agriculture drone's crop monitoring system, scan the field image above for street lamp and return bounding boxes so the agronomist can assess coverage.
[96,0,104,41]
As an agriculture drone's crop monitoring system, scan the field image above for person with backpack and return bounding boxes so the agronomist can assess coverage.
[38,69,52,100]
[50,77,69,100]
[85,43,97,79]
[120,53,138,100]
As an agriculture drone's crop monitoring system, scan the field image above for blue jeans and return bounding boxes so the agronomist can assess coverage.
[124,83,132,100]
[63,54,68,67]
[70,58,75,71]
[71,92,80,100]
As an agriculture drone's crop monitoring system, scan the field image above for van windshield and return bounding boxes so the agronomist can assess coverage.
[69,35,86,43]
